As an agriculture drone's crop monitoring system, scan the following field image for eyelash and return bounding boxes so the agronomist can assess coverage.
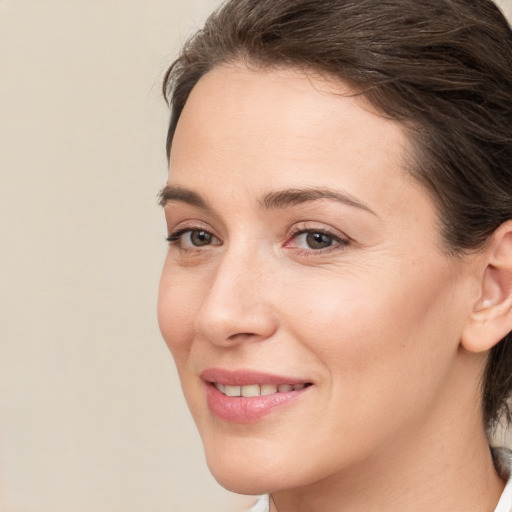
[166,223,349,256]
[284,225,349,255]
[166,228,199,243]
[166,226,221,252]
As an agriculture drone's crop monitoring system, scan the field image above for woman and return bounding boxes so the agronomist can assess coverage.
[157,1,512,510]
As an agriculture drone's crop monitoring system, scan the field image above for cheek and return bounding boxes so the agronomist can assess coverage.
[157,266,199,364]
[283,261,463,391]
[273,266,464,456]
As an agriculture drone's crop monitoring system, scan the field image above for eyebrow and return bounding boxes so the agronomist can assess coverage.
[260,187,378,216]
[158,185,377,217]
[158,185,210,209]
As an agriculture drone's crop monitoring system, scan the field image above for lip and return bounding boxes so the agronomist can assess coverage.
[201,368,309,386]
[201,368,312,423]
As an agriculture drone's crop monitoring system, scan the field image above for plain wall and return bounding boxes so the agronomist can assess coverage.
[1,1,511,511]
[0,1,254,511]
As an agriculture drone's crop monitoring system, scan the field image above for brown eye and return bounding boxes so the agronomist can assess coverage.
[190,230,213,246]
[167,228,221,249]
[305,232,334,249]
[286,227,349,254]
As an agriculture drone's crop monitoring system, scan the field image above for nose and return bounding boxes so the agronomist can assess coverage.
[194,250,278,347]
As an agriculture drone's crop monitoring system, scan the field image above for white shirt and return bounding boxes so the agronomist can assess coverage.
[248,495,270,512]
[495,447,512,512]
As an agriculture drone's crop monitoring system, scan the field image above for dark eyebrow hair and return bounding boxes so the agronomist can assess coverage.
[158,185,210,209]
[158,185,377,217]
[260,187,378,216]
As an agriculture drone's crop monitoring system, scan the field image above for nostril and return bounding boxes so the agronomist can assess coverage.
[195,289,278,346]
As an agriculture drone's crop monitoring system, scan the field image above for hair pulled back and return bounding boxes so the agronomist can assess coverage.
[162,0,512,432]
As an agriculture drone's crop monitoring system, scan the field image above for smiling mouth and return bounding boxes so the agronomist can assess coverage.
[212,382,312,397]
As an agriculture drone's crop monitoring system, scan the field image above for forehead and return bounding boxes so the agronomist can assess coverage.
[172,64,405,154]
[169,64,426,220]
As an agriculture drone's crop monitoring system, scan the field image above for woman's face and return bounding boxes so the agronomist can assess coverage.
[158,65,478,494]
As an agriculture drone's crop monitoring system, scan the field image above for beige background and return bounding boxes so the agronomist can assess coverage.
[1,1,511,511]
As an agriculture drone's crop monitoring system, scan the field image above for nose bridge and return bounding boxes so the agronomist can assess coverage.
[195,240,276,345]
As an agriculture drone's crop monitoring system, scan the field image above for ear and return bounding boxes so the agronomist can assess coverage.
[461,221,512,353]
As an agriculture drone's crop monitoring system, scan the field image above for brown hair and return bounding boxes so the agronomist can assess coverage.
[162,0,512,432]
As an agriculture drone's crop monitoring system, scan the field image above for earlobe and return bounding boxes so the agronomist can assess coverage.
[461,222,512,354]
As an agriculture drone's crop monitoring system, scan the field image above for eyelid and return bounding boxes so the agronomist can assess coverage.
[287,222,348,240]
[284,222,350,253]
[167,219,217,238]
[166,222,222,250]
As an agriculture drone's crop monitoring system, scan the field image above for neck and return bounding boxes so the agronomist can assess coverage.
[271,429,503,512]
[270,360,505,512]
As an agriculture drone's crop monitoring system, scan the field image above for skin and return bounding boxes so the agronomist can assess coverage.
[158,64,504,512]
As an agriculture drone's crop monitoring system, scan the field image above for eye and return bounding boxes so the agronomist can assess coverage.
[188,230,214,246]
[300,232,335,250]
[285,225,349,254]
[167,228,221,249]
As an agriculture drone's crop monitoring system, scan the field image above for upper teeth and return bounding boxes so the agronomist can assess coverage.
[214,383,306,397]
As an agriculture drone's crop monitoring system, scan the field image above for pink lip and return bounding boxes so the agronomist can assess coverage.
[201,368,312,423]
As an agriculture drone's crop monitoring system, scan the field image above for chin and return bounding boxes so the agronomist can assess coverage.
[210,468,271,496]
[202,442,290,495]
[202,436,327,497]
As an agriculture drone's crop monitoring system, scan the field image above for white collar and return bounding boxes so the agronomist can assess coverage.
[494,476,512,512]
[493,447,512,512]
